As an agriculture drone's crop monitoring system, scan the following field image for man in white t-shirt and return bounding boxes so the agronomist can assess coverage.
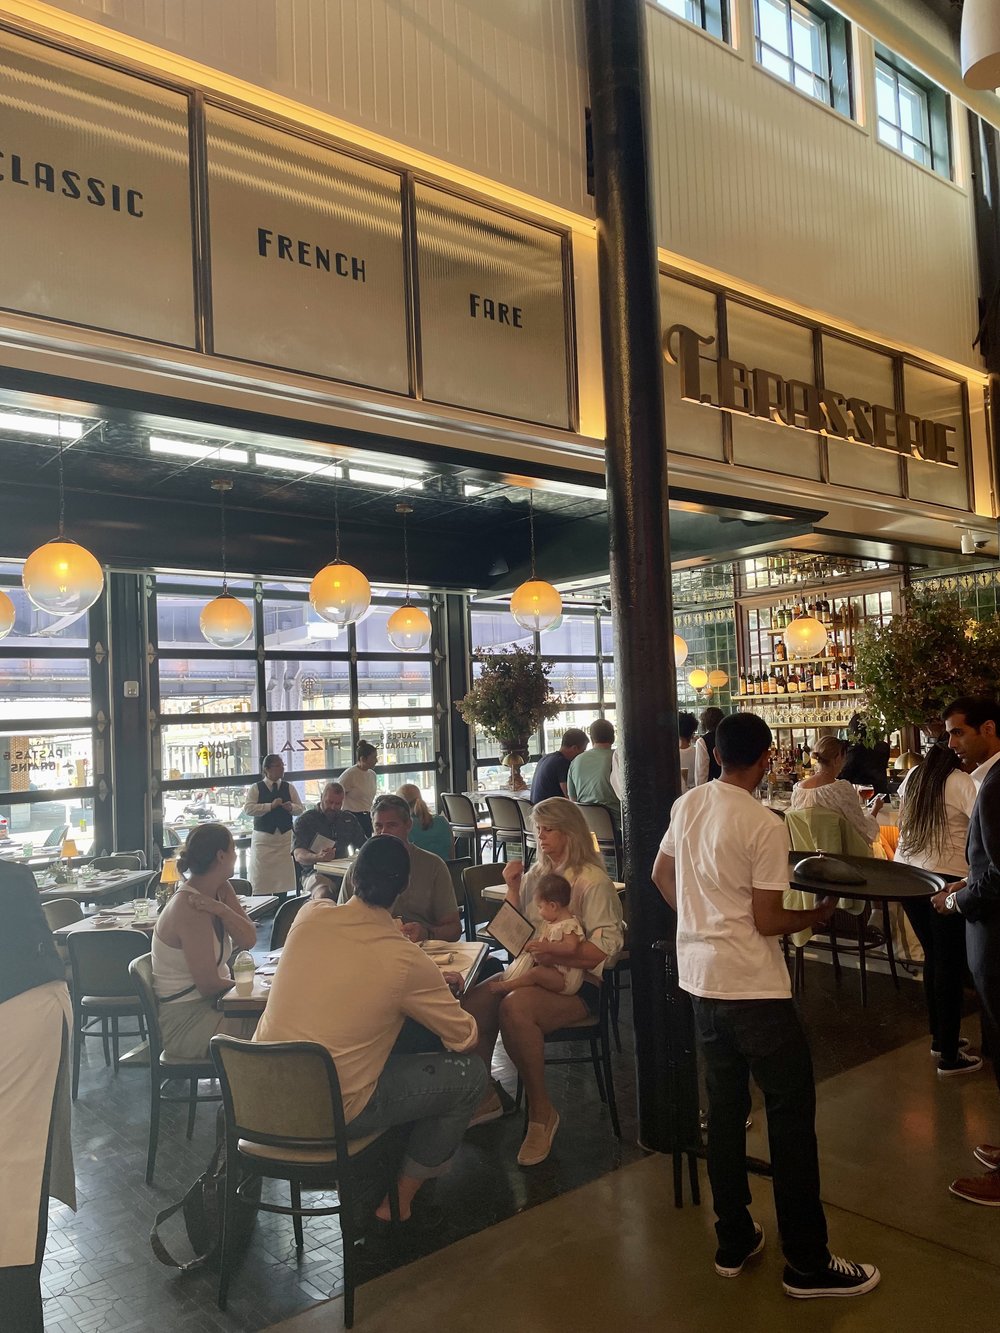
[652,712,880,1301]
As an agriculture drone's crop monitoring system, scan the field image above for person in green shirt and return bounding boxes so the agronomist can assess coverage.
[567,719,621,827]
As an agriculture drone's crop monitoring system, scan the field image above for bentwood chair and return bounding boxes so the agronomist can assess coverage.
[129,954,222,1184]
[270,894,310,949]
[210,1036,401,1326]
[514,965,621,1139]
[484,796,524,861]
[462,862,507,952]
[441,793,492,864]
[577,803,623,880]
[68,930,149,1098]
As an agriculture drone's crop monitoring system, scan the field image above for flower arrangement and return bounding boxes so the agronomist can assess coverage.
[855,589,999,735]
[458,647,563,754]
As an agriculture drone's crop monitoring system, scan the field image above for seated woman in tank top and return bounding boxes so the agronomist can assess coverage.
[151,824,258,1060]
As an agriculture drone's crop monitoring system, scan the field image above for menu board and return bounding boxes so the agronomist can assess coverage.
[206,105,409,394]
[0,30,195,345]
[413,183,573,428]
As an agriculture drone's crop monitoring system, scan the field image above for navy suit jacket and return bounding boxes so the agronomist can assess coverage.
[956,761,1000,923]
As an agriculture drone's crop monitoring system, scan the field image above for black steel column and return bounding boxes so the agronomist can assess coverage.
[106,572,151,857]
[443,593,474,795]
[584,0,685,1154]
[967,112,1000,506]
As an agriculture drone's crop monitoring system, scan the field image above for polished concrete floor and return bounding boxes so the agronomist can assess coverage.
[270,1034,1000,1333]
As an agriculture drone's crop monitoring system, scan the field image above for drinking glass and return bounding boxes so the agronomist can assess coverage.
[132,898,150,920]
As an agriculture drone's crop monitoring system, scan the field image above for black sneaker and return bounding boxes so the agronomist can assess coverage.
[930,1036,971,1058]
[715,1223,765,1277]
[783,1255,881,1299]
[938,1053,983,1078]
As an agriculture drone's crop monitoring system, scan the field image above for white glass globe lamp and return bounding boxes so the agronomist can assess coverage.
[0,589,14,638]
[310,561,371,627]
[708,669,729,689]
[22,538,104,615]
[784,615,828,659]
[387,604,433,653]
[510,579,562,633]
[200,591,254,648]
[674,633,689,667]
[688,667,709,691]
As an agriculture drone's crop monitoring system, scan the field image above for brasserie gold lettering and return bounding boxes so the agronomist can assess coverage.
[0,149,143,216]
[663,322,957,466]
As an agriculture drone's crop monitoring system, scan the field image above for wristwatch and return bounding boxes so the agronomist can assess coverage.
[945,892,959,914]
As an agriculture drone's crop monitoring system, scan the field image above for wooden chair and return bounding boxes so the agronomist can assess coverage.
[514,969,621,1139]
[129,954,222,1183]
[90,853,144,872]
[270,894,310,949]
[462,862,507,951]
[210,1036,400,1327]
[576,803,623,879]
[441,793,492,864]
[485,795,524,861]
[67,930,149,1098]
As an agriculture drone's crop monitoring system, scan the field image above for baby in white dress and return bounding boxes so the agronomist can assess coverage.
[497,872,586,996]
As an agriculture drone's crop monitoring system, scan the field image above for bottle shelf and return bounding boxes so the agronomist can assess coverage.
[735,690,862,700]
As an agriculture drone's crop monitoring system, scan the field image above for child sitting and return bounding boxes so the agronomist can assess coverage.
[496,872,586,995]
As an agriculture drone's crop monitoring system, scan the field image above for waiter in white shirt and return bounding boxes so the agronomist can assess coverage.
[242,754,303,896]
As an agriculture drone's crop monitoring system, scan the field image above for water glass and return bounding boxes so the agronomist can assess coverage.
[132,898,150,920]
[22,840,34,858]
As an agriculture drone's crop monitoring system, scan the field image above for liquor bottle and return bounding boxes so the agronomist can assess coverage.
[739,668,748,696]
[747,671,756,696]
[828,656,840,691]
[815,661,826,692]
[768,667,777,695]
[787,666,799,695]
[802,741,812,770]
[775,667,787,695]
[774,638,787,662]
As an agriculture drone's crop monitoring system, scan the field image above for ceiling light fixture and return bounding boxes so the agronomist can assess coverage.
[386,503,433,652]
[0,411,84,439]
[22,424,104,615]
[784,611,829,660]
[199,479,254,648]
[309,478,371,628]
[674,633,689,667]
[149,437,249,464]
[0,589,15,638]
[961,0,1000,89]
[509,491,563,634]
[348,468,423,490]
[255,451,341,477]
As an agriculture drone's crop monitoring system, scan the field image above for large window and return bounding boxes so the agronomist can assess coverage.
[754,0,852,116]
[875,49,951,179]
[654,0,728,43]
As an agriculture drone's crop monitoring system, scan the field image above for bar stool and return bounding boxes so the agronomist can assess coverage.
[441,793,492,863]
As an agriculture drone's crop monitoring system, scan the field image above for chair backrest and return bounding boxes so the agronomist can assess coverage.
[577,804,617,843]
[41,897,84,932]
[230,877,252,897]
[43,823,70,849]
[462,861,506,927]
[485,795,522,835]
[785,807,871,858]
[124,847,148,869]
[211,1035,348,1156]
[137,869,160,899]
[91,853,144,872]
[445,857,472,909]
[128,953,163,1059]
[69,929,149,998]
[441,793,481,830]
[270,894,310,949]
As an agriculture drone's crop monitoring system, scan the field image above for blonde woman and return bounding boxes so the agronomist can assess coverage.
[397,784,454,860]
[789,735,881,845]
[462,797,624,1167]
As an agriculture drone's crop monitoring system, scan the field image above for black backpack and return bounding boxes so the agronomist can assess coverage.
[150,1107,261,1271]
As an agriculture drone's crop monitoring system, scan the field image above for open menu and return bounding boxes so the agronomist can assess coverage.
[485,900,535,957]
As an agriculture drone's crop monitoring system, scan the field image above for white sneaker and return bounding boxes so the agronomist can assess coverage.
[783,1255,881,1299]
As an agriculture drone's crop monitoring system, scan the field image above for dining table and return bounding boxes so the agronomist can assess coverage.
[50,894,280,943]
[218,938,490,1018]
[482,880,627,902]
[313,856,355,882]
[37,867,152,907]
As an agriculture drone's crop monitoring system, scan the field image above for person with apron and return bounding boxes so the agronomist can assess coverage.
[340,740,379,839]
[0,860,75,1332]
[243,754,303,895]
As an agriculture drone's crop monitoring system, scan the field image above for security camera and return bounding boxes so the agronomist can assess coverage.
[961,531,988,555]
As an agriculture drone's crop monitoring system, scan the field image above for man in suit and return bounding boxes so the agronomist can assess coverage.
[934,697,1000,1204]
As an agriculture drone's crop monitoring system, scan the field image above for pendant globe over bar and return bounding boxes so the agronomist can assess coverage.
[688,667,709,691]
[309,477,371,626]
[674,633,689,667]
[0,589,15,639]
[961,0,1000,89]
[22,423,104,615]
[708,668,729,689]
[784,613,828,660]
[510,491,562,633]
[387,503,432,653]
[200,479,253,648]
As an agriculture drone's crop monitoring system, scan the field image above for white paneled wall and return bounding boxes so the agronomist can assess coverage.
[647,2,980,366]
[32,0,591,214]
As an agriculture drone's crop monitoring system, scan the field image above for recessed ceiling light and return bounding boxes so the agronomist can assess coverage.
[255,451,341,477]
[0,412,84,439]
[463,483,487,496]
[348,468,423,490]
[149,436,249,464]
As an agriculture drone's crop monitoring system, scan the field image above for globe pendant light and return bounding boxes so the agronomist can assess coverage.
[674,633,689,667]
[784,612,828,660]
[200,479,254,648]
[22,427,104,615]
[387,503,432,653]
[310,478,371,626]
[509,491,562,633]
[688,667,709,691]
[708,668,729,689]
[961,0,1000,89]
[0,589,15,639]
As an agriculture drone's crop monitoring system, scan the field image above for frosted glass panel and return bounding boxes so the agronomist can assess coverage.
[904,366,970,510]
[661,275,725,461]
[822,335,903,496]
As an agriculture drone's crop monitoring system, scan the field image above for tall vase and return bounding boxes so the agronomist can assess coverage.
[500,738,530,792]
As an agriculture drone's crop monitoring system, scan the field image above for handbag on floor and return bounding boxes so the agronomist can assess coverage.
[150,1106,261,1271]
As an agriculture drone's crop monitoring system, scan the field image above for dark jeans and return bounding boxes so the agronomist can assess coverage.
[692,996,829,1274]
[901,898,968,1060]
[966,916,1000,1098]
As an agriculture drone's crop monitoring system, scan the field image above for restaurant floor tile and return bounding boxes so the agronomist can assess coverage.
[40,926,960,1332]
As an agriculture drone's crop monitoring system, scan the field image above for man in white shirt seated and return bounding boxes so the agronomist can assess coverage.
[256,836,485,1225]
[652,711,880,1301]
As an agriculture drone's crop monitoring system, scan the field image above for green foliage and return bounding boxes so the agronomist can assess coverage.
[458,648,562,751]
[855,590,998,734]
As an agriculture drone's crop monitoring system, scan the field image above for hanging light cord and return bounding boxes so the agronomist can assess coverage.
[528,491,538,580]
[219,485,229,595]
[333,483,342,563]
[57,433,66,540]
[402,508,411,602]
